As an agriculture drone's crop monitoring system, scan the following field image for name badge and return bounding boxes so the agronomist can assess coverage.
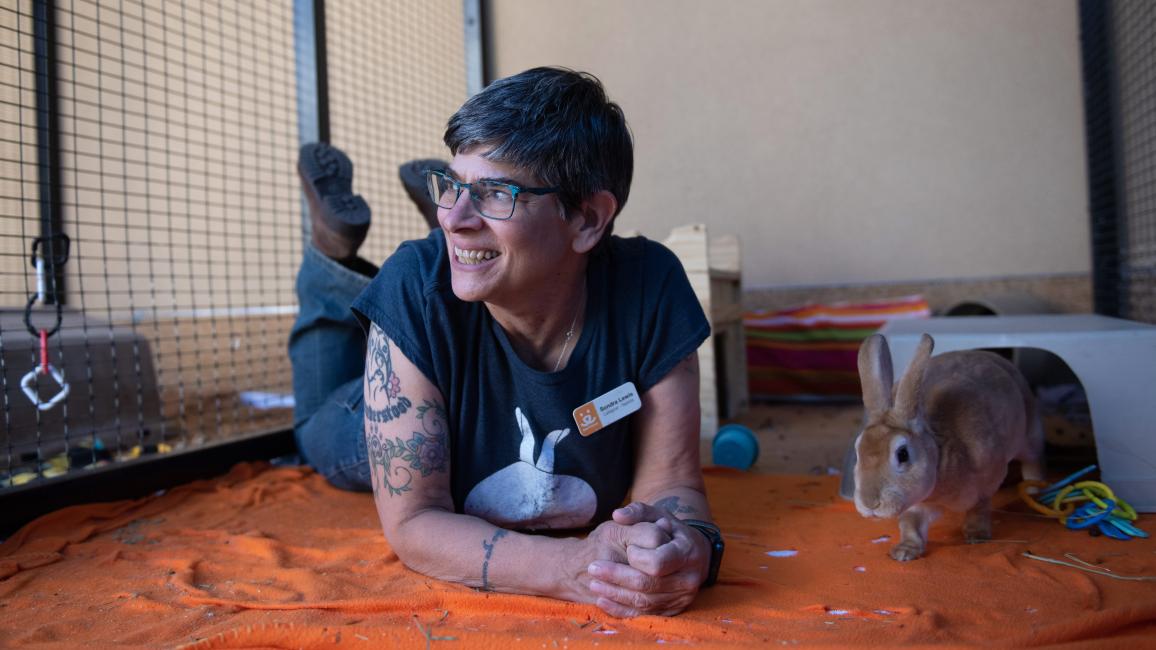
[573,382,641,437]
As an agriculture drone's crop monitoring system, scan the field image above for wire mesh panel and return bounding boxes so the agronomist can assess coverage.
[1080,0,1123,317]
[0,0,467,489]
[0,0,301,486]
[0,2,39,304]
[1111,0,1156,323]
[325,0,466,259]
[1082,0,1156,324]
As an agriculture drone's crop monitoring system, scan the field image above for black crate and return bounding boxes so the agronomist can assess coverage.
[1,309,164,483]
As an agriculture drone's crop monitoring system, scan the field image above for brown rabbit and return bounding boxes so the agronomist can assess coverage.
[853,333,1045,561]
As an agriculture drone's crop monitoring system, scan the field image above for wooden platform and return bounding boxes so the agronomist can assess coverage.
[662,224,749,439]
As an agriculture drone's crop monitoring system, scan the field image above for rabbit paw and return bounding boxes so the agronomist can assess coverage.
[963,505,992,543]
[963,523,992,544]
[889,541,925,561]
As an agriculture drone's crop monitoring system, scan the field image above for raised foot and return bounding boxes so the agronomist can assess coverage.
[298,142,371,261]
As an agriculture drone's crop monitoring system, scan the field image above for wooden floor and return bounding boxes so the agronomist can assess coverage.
[707,401,863,475]
[709,400,1099,480]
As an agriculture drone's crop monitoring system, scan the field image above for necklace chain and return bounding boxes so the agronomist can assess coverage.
[553,293,583,372]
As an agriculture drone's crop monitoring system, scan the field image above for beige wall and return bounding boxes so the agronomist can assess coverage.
[487,0,1090,289]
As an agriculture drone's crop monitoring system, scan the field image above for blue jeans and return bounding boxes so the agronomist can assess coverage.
[289,244,374,491]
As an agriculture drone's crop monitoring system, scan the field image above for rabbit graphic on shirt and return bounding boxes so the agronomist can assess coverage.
[464,407,597,529]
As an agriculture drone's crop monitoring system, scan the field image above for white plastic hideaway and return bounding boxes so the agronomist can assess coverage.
[881,314,1156,512]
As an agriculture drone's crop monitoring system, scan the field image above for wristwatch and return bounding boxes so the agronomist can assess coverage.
[683,519,724,587]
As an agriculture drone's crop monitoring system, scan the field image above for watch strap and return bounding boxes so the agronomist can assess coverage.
[683,519,724,587]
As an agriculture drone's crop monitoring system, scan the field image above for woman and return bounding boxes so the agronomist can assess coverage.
[292,67,721,617]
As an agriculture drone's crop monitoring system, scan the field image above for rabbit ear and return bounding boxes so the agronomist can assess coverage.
[515,407,535,463]
[536,428,571,472]
[893,333,934,422]
[858,333,894,418]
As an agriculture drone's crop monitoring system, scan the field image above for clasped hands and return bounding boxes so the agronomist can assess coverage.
[579,502,711,618]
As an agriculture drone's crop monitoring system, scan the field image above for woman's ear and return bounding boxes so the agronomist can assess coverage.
[570,190,617,254]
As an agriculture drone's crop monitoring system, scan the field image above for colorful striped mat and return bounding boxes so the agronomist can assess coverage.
[745,295,931,399]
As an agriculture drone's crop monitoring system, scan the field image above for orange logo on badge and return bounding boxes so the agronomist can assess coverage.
[574,403,603,436]
[573,383,641,436]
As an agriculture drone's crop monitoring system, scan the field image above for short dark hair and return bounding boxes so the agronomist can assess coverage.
[444,67,633,228]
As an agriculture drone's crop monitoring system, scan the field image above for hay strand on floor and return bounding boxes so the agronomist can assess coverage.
[1022,551,1156,581]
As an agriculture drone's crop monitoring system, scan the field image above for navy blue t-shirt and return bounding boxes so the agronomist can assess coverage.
[351,229,709,530]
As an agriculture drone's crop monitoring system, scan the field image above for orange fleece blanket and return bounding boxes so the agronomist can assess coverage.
[2,463,1155,649]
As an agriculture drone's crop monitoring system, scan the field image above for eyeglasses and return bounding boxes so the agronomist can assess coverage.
[424,169,561,221]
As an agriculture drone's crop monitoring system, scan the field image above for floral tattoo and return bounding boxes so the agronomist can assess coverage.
[367,399,449,497]
[364,325,448,497]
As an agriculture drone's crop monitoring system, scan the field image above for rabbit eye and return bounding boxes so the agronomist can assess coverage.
[896,445,910,465]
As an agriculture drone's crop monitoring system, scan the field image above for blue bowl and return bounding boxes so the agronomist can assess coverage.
[712,424,759,470]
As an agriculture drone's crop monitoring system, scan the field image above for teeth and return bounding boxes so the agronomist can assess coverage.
[454,246,500,265]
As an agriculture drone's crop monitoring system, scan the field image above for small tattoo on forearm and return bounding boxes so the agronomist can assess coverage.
[654,496,696,515]
[480,529,509,592]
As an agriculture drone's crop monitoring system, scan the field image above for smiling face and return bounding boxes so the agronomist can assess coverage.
[438,150,579,306]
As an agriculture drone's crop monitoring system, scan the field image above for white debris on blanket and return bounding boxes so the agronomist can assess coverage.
[853,566,866,572]
[765,549,798,557]
[874,610,894,616]
[827,609,849,616]
[871,535,891,544]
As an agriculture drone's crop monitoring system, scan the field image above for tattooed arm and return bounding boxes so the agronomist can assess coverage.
[583,352,714,617]
[362,323,667,602]
[630,354,712,520]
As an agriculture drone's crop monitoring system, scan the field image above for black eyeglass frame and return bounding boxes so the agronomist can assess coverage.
[424,169,562,221]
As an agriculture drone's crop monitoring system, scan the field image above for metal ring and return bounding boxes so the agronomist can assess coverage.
[23,292,62,338]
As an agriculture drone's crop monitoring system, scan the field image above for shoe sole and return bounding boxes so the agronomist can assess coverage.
[298,144,371,235]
